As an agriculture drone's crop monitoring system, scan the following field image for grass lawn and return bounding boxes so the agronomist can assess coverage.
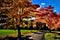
[0,29,60,40]
[0,29,37,37]
[0,29,17,37]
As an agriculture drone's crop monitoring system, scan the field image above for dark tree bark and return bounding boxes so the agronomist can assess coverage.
[16,25,21,40]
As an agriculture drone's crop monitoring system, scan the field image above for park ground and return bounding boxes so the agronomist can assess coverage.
[0,29,60,40]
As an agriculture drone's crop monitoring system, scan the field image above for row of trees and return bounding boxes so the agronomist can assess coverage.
[0,0,60,30]
[33,5,60,30]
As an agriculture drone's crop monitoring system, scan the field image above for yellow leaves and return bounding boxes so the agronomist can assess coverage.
[27,21,31,28]
[6,13,12,18]
[14,23,17,28]
[9,18,13,22]
[24,7,29,11]
[22,22,27,28]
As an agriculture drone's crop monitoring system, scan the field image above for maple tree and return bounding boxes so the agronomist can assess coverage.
[0,0,60,30]
[33,5,60,30]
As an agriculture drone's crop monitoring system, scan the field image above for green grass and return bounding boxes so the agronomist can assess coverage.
[0,29,60,40]
[0,29,37,37]
[45,33,56,40]
[0,29,17,36]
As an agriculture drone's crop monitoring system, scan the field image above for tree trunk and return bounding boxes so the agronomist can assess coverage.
[17,25,21,40]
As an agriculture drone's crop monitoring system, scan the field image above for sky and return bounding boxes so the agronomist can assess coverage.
[32,0,60,14]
